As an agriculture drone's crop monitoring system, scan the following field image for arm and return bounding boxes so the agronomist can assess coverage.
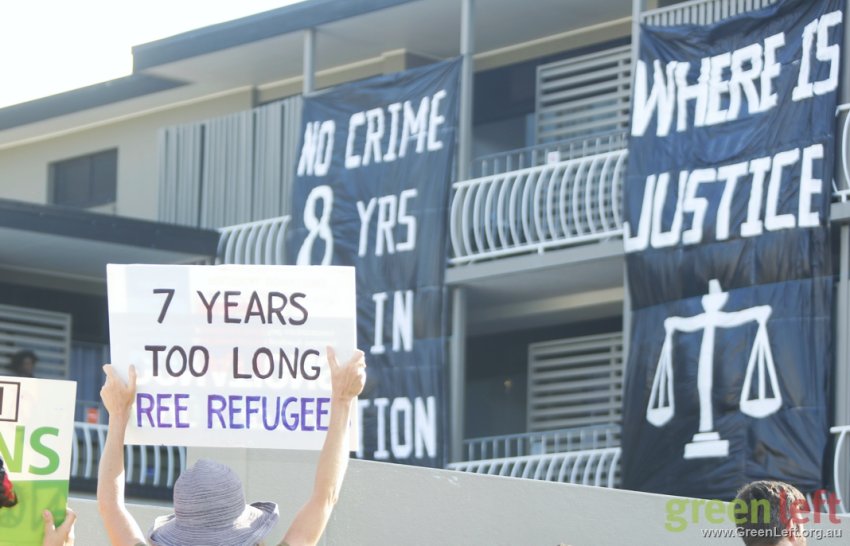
[42,507,76,546]
[282,347,366,546]
[96,365,148,546]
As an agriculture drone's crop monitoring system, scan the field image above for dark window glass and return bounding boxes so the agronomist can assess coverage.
[49,149,117,208]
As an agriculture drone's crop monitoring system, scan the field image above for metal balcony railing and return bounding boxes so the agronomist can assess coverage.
[448,447,621,488]
[217,216,290,265]
[642,0,779,26]
[461,424,620,461]
[448,425,621,488]
[473,132,628,179]
[71,422,185,490]
[449,147,626,264]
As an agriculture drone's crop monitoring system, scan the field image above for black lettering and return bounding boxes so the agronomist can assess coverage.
[245,291,266,324]
[300,349,321,380]
[289,292,309,326]
[232,347,252,379]
[197,291,220,324]
[145,345,167,376]
[165,346,188,377]
[280,347,298,379]
[267,292,288,325]
[224,291,242,323]
[252,348,274,379]
[188,346,210,377]
[153,288,175,324]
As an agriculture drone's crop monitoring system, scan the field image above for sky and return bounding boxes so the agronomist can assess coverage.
[0,0,306,108]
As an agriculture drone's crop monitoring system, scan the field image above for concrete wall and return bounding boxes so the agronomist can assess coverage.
[0,90,253,220]
[69,447,849,545]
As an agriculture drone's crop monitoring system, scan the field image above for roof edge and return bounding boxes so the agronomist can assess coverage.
[132,0,417,71]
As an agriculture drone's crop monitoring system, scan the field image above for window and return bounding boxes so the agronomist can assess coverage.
[49,149,117,208]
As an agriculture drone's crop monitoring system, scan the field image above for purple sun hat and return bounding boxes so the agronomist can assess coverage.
[148,459,279,546]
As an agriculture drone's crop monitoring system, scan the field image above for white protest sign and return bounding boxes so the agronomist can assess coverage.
[0,377,76,546]
[106,264,357,450]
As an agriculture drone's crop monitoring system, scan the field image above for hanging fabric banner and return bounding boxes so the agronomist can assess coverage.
[287,59,461,467]
[622,0,842,498]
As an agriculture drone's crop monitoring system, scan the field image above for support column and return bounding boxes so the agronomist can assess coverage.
[303,28,316,95]
[837,226,850,493]
[458,0,474,182]
[450,287,467,463]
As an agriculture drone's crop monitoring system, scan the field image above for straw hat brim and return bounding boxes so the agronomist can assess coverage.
[148,501,279,546]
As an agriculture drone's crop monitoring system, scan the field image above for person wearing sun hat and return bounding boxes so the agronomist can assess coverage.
[96,346,366,546]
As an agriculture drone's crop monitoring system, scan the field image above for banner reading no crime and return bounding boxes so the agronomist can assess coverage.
[0,377,75,546]
[621,0,842,498]
[287,59,461,467]
[107,264,357,450]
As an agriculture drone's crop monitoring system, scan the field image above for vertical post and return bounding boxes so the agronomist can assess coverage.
[303,28,316,95]
[837,227,850,494]
[450,287,467,463]
[458,0,474,182]
[630,0,643,78]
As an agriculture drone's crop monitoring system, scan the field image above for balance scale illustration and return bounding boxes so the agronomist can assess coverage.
[646,279,782,459]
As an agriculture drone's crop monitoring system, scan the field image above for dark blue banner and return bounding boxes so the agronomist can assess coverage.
[287,59,461,467]
[622,0,842,498]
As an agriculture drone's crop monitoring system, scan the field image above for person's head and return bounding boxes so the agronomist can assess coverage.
[10,350,37,377]
[148,459,278,546]
[0,455,17,508]
[735,480,808,546]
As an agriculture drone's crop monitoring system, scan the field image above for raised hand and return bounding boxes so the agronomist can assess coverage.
[327,347,366,403]
[100,365,137,418]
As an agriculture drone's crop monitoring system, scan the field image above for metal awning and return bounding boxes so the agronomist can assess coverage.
[0,198,219,293]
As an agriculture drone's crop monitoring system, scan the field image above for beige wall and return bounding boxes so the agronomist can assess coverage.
[69,449,850,545]
[0,90,253,221]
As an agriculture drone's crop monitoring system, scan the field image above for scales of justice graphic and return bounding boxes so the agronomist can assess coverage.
[646,279,782,459]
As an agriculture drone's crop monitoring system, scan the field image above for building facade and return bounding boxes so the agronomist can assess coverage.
[0,0,847,505]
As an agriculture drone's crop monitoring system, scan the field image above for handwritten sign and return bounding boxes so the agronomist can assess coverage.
[106,264,357,449]
[0,377,76,546]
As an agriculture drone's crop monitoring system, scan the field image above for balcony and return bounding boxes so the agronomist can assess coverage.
[71,422,185,500]
[448,425,621,488]
[450,133,626,265]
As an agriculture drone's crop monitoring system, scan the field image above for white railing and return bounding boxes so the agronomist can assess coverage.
[448,446,621,488]
[642,0,778,26]
[217,216,290,265]
[71,422,186,488]
[449,148,626,264]
[831,425,850,515]
[475,132,628,179]
[463,425,620,461]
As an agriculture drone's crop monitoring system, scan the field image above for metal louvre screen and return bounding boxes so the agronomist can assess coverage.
[528,333,624,432]
[157,96,303,228]
[0,304,71,379]
[535,45,631,144]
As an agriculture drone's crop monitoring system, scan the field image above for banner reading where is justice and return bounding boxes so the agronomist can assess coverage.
[621,0,841,498]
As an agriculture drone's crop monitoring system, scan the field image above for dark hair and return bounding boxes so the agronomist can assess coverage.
[735,480,805,546]
[0,456,17,508]
[10,350,37,373]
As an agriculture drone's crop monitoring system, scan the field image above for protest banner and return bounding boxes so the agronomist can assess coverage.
[0,377,76,546]
[287,59,460,467]
[621,0,842,498]
[106,264,357,450]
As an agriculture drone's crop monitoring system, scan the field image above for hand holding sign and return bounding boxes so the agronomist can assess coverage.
[328,347,366,403]
[100,365,136,421]
[41,508,76,546]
